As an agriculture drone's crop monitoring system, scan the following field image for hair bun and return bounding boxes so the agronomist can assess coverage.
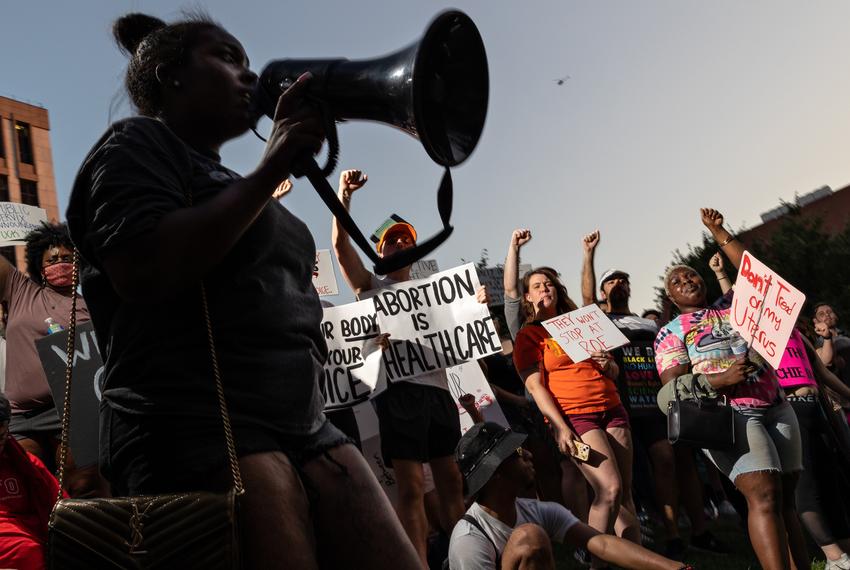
[113,13,166,55]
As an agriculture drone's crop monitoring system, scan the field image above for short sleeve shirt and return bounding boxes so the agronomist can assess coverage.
[448,499,579,570]
[607,314,662,417]
[65,117,327,434]
[654,290,780,408]
[1,267,90,413]
[513,323,620,415]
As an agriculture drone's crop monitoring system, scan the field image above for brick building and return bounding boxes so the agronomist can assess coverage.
[0,96,60,273]
[740,184,850,245]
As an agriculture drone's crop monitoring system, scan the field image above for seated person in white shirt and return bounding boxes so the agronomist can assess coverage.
[448,422,690,570]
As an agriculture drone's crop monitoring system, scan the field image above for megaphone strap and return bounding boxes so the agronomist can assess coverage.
[298,157,453,276]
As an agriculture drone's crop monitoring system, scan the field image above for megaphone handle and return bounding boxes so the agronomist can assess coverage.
[297,157,383,266]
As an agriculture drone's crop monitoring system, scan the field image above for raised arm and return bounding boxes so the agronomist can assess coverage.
[102,76,325,302]
[802,334,850,400]
[709,252,732,295]
[504,229,531,300]
[813,320,835,366]
[580,230,600,307]
[331,169,373,295]
[701,208,744,270]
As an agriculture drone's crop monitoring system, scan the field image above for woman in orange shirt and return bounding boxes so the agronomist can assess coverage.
[513,267,640,556]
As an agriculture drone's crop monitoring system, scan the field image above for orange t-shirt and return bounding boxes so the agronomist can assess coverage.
[513,323,621,415]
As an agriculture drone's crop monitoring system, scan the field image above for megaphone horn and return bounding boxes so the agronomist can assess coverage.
[255,10,489,167]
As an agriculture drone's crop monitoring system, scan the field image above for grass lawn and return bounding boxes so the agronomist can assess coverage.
[551,515,828,569]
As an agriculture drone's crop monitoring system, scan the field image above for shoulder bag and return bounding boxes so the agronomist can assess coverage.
[667,374,735,451]
[48,242,244,566]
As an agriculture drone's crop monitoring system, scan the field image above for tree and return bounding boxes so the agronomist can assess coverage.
[658,210,850,320]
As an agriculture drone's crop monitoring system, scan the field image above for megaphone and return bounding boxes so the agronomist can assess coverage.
[252,10,488,275]
[254,10,488,167]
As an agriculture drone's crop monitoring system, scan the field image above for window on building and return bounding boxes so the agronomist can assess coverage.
[15,122,34,165]
[19,179,39,207]
[0,124,5,159]
[0,175,8,202]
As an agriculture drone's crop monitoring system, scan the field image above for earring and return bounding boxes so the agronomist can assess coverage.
[172,80,181,88]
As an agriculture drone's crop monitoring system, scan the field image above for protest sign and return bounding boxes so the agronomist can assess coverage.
[446,361,508,433]
[371,264,501,382]
[476,264,532,306]
[730,251,805,368]
[0,202,48,246]
[353,402,398,503]
[319,300,386,410]
[36,322,103,467]
[542,304,630,363]
[409,259,439,280]
[312,249,339,297]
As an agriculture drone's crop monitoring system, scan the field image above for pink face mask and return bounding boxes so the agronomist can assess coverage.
[43,262,74,288]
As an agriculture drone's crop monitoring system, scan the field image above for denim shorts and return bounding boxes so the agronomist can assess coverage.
[703,400,802,484]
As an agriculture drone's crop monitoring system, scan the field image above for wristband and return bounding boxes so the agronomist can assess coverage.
[719,235,737,247]
[717,275,729,281]
[823,336,833,341]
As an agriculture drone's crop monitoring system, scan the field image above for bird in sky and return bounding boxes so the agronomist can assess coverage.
[553,75,571,85]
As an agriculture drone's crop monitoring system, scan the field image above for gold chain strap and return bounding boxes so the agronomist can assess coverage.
[54,250,80,501]
[199,283,244,495]
[55,249,245,500]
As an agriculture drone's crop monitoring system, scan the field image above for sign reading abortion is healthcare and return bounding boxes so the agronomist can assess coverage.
[371,264,501,382]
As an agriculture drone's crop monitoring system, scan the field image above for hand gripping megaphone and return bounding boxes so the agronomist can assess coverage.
[253,10,488,275]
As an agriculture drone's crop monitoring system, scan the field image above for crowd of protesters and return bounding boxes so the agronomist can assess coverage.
[2,9,850,570]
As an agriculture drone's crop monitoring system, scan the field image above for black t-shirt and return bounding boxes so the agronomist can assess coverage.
[608,313,662,417]
[483,352,525,396]
[66,117,327,435]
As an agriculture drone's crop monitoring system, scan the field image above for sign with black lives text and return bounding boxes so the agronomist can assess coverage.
[371,264,501,382]
[542,305,630,363]
[319,300,386,410]
[446,361,509,434]
[0,202,47,246]
[409,259,439,280]
[36,321,104,467]
[730,251,805,369]
[312,249,339,297]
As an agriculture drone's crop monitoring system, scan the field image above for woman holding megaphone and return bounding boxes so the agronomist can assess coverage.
[66,12,420,570]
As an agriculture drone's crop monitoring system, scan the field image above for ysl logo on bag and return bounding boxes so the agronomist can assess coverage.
[127,500,152,555]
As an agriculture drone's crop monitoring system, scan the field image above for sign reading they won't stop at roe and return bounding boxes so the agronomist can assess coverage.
[730,251,805,369]
[542,304,630,363]
[370,264,501,382]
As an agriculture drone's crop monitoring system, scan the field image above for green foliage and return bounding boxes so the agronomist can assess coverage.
[749,215,850,319]
[461,248,490,271]
[657,211,850,320]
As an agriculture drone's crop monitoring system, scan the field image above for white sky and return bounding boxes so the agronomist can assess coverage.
[4,1,850,310]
